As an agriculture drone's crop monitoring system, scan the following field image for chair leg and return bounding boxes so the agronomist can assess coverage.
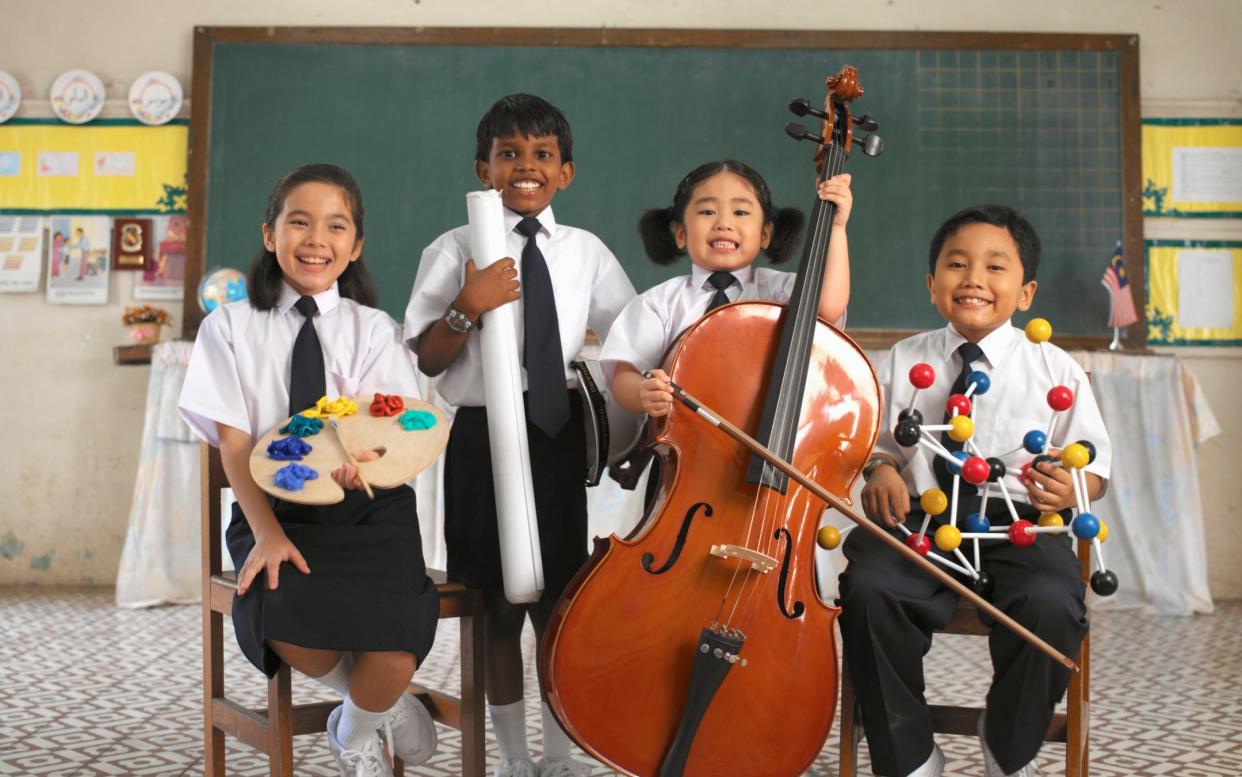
[461,590,487,777]
[203,606,226,777]
[1065,630,1090,777]
[268,665,294,777]
[839,663,859,777]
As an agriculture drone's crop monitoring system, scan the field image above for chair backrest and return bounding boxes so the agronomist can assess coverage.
[201,444,227,581]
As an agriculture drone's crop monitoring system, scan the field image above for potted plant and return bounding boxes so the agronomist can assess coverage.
[122,305,172,344]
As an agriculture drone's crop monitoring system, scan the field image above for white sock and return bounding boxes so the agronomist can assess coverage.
[338,695,388,751]
[540,701,574,760]
[311,654,352,697]
[489,700,530,760]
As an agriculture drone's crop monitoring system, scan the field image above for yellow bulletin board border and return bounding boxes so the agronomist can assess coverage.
[1146,239,1242,346]
[0,119,187,215]
[1142,119,1242,218]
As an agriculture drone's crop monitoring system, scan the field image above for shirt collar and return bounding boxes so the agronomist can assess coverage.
[942,320,1014,367]
[277,281,341,316]
[689,262,756,290]
[504,205,558,239]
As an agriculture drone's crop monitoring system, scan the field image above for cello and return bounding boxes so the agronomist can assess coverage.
[541,67,881,777]
[542,67,1075,777]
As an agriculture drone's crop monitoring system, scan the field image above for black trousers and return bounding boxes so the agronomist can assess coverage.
[838,509,1087,776]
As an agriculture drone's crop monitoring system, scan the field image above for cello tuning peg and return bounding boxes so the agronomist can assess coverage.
[785,122,825,144]
[852,114,879,132]
[788,97,830,120]
[856,133,885,157]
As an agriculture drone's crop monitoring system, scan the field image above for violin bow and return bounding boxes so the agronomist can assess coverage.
[665,380,1078,671]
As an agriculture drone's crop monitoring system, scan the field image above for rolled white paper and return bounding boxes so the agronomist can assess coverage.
[467,190,544,604]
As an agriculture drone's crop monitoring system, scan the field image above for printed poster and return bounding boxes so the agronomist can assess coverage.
[46,215,110,304]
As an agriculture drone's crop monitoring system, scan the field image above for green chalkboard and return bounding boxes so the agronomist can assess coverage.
[187,29,1142,345]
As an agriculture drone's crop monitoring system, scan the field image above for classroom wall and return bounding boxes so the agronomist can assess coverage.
[3,0,1241,597]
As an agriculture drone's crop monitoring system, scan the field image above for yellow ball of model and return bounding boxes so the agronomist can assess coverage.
[1060,443,1090,470]
[934,525,962,552]
[948,414,974,442]
[1025,317,1052,343]
[816,525,842,550]
[920,488,948,516]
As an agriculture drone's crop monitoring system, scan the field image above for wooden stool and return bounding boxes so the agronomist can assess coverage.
[838,541,1091,777]
[201,444,487,776]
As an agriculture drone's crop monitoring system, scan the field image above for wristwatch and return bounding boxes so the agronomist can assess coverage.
[444,306,474,334]
[862,455,892,481]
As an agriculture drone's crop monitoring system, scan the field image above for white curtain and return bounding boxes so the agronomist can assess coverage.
[115,340,201,608]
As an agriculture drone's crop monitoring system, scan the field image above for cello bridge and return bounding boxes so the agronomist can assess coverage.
[709,544,778,573]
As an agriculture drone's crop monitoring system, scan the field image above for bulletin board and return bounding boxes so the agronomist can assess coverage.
[1145,239,1242,346]
[1141,119,1242,218]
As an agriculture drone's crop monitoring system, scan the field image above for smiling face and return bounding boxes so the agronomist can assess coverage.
[262,181,363,297]
[475,131,574,216]
[927,222,1037,341]
[674,171,772,273]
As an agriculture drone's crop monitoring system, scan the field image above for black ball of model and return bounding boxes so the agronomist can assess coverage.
[898,408,924,426]
[971,570,994,597]
[1076,439,1098,465]
[1090,570,1119,596]
[894,420,920,447]
[986,457,1006,483]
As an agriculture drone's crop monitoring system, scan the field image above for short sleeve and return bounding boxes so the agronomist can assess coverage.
[871,346,908,469]
[586,241,636,342]
[403,241,463,348]
[598,292,670,386]
[177,310,252,446]
[1050,356,1112,484]
[357,311,424,400]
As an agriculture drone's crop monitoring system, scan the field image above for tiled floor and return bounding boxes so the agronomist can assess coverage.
[1,589,1239,776]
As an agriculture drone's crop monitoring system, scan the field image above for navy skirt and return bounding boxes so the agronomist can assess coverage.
[226,485,440,677]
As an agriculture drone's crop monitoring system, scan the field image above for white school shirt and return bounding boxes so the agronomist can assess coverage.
[403,206,635,407]
[598,263,846,383]
[178,281,423,447]
[873,322,1112,506]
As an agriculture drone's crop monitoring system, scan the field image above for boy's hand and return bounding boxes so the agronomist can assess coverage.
[456,258,520,320]
[331,448,378,491]
[236,529,310,596]
[861,463,909,529]
[1022,449,1077,513]
[817,173,853,228]
[639,369,674,417]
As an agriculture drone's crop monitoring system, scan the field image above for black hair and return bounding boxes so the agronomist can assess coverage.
[637,160,804,266]
[928,205,1042,284]
[474,94,573,163]
[247,163,378,310]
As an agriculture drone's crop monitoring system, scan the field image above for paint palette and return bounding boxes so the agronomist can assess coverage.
[249,395,450,505]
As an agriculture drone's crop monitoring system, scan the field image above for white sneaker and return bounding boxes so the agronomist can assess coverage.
[978,712,1043,777]
[381,692,438,765]
[906,743,945,777]
[538,755,591,777]
[327,704,394,777]
[494,756,538,777]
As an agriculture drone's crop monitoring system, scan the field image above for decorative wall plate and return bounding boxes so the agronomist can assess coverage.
[50,69,106,124]
[128,71,183,125]
[0,70,21,123]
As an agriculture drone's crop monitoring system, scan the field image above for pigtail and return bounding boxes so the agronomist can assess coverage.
[763,206,806,264]
[247,249,284,310]
[337,261,379,307]
[638,207,685,266]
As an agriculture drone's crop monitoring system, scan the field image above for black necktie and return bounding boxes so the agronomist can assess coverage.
[933,341,985,511]
[517,217,569,436]
[289,295,326,416]
[704,271,736,314]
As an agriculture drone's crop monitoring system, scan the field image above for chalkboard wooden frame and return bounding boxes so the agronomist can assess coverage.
[184,26,1143,350]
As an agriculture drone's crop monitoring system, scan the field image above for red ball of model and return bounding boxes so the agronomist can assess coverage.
[961,456,990,485]
[946,393,972,417]
[909,363,935,389]
[1008,519,1037,547]
[905,532,931,556]
[1047,385,1074,412]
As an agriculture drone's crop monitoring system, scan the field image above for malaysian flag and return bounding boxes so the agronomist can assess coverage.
[1101,241,1139,328]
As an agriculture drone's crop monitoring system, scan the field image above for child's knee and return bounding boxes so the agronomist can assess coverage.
[361,650,417,679]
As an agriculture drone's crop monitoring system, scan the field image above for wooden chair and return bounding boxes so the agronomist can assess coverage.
[201,444,487,776]
[838,540,1092,776]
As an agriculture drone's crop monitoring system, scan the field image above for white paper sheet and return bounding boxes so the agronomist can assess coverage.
[1177,249,1235,330]
[467,190,544,604]
[0,215,44,292]
[1171,147,1242,203]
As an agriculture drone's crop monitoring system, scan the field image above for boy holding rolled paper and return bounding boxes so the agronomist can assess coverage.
[404,93,634,777]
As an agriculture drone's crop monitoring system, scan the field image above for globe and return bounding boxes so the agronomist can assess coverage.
[198,267,247,313]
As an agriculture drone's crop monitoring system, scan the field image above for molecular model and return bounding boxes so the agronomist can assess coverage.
[819,318,1119,598]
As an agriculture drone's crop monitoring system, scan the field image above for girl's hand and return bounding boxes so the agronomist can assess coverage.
[640,369,674,417]
[1022,449,1077,513]
[456,258,520,320]
[860,463,909,529]
[817,173,853,228]
[237,529,310,596]
[331,448,379,491]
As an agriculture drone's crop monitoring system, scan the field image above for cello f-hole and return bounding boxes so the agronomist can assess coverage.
[641,501,714,574]
[774,527,806,619]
